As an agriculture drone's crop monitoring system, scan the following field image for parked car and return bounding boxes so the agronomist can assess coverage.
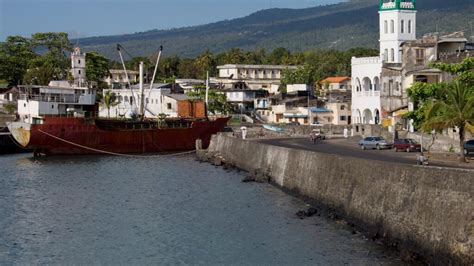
[358,136,392,150]
[394,138,421,152]
[464,139,474,157]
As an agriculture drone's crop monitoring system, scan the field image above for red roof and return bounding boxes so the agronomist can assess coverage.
[319,77,351,84]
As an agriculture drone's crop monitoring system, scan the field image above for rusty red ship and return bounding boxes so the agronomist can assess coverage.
[8,116,229,155]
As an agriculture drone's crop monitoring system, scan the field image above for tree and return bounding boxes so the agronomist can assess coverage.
[30,32,72,82]
[187,89,232,115]
[3,102,17,115]
[420,81,474,162]
[195,49,216,78]
[86,52,110,90]
[178,59,200,79]
[0,36,36,86]
[101,90,118,118]
[406,57,474,162]
[160,55,181,80]
[281,64,316,87]
[267,47,291,65]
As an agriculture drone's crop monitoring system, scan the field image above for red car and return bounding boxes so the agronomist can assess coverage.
[394,138,421,152]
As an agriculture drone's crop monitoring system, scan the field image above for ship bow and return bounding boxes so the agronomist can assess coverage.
[7,122,31,148]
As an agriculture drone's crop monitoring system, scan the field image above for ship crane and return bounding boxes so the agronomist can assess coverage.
[116,44,139,114]
[143,46,163,119]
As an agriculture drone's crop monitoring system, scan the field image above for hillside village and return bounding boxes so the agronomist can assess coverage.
[1,0,473,157]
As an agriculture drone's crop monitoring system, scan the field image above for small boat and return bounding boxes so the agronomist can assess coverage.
[263,124,284,133]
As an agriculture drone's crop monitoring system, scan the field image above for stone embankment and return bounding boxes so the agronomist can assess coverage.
[198,134,474,265]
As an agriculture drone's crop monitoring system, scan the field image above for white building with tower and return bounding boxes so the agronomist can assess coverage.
[71,47,86,86]
[351,0,416,125]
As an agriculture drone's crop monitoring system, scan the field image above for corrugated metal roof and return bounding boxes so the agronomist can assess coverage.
[310,107,331,113]
[163,93,199,101]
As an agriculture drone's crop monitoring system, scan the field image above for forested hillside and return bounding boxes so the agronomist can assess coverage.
[78,0,474,59]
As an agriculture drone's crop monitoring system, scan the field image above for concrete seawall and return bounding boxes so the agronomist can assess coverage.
[206,134,474,264]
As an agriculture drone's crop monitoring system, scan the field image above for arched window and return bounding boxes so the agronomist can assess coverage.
[384,20,388,34]
[124,96,129,103]
[401,20,404,33]
[390,20,394,33]
[391,48,395,62]
[408,20,412,34]
[384,49,388,61]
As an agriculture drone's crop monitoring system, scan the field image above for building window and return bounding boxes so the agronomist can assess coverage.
[340,116,347,121]
[415,48,425,65]
[391,48,395,62]
[401,20,404,33]
[384,49,388,61]
[78,70,81,75]
[408,20,412,33]
[390,20,394,33]
[340,105,345,111]
[78,59,81,64]
[167,103,172,110]
[384,20,388,34]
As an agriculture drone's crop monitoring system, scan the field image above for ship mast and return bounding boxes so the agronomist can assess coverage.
[139,61,145,119]
[205,71,209,118]
[143,46,163,117]
[117,44,138,110]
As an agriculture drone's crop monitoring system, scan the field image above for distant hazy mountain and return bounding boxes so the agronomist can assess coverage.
[78,0,474,59]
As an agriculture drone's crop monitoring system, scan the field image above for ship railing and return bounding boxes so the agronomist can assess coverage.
[40,111,98,119]
[19,94,81,103]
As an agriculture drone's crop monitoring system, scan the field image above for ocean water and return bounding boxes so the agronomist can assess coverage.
[0,153,403,265]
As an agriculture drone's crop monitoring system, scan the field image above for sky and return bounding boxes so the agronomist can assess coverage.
[0,0,343,40]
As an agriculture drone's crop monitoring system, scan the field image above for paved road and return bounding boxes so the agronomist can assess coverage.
[257,137,473,170]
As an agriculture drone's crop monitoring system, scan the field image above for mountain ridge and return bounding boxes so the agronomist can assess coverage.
[78,0,474,59]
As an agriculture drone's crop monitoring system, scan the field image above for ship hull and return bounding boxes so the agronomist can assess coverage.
[0,127,31,154]
[8,117,229,155]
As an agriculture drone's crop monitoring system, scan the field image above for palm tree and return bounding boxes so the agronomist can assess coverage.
[421,81,474,162]
[101,90,118,118]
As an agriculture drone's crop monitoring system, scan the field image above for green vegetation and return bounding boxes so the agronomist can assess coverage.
[406,58,474,162]
[187,89,233,115]
[0,32,71,86]
[3,102,17,115]
[119,47,377,84]
[86,52,110,89]
[101,90,118,118]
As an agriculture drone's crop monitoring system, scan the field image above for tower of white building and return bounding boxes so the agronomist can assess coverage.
[379,0,417,63]
[71,47,86,85]
[350,0,417,125]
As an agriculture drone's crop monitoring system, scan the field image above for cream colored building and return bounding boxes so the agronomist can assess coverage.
[216,64,298,91]
[104,69,140,89]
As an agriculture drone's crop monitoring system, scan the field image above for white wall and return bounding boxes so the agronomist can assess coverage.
[101,89,179,119]
[351,57,383,125]
[379,10,416,63]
